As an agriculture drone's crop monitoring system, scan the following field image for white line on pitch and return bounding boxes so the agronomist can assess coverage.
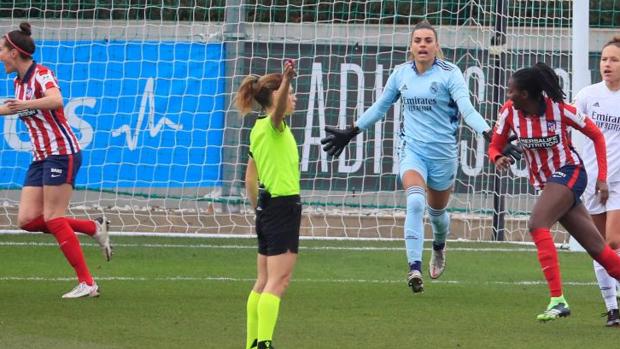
[0,240,539,252]
[0,275,597,286]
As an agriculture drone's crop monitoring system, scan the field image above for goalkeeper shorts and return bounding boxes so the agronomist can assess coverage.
[399,143,457,191]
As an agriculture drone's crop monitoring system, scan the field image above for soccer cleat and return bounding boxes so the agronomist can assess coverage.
[257,340,274,349]
[537,301,570,321]
[93,216,112,261]
[603,309,620,327]
[249,339,257,349]
[62,282,100,299]
[429,246,446,279]
[407,270,424,293]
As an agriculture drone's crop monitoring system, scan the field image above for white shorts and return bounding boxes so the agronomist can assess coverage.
[583,181,620,215]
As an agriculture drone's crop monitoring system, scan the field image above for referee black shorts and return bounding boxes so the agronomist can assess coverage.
[256,194,302,256]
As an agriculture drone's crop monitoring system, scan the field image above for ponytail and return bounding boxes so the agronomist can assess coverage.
[512,62,565,103]
[532,62,565,102]
[3,22,35,59]
[234,73,284,116]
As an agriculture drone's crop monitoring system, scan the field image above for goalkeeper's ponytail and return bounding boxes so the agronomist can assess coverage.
[235,73,284,115]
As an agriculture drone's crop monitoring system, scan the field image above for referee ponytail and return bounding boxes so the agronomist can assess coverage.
[235,73,285,115]
[511,62,565,103]
[3,22,35,59]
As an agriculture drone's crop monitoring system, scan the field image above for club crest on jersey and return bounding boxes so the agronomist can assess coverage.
[25,88,33,99]
[430,81,439,95]
[546,121,556,133]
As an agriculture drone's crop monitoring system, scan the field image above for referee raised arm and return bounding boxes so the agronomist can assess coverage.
[236,60,300,349]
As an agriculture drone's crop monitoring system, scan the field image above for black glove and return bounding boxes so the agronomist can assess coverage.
[482,130,493,143]
[320,126,361,157]
[483,130,522,164]
[502,134,522,163]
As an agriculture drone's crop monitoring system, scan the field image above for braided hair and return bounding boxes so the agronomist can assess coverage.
[511,62,565,103]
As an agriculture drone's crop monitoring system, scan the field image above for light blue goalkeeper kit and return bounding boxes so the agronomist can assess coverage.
[356,59,490,270]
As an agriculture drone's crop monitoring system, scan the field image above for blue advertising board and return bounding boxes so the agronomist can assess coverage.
[0,41,225,188]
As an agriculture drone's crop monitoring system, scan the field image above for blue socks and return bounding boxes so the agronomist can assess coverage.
[405,186,425,270]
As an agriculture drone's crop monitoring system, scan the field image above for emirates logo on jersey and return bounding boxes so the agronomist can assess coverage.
[520,135,560,149]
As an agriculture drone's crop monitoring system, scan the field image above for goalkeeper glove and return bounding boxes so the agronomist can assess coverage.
[321,125,361,157]
[483,131,522,164]
[502,134,522,163]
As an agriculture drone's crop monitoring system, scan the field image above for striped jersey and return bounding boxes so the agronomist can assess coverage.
[13,62,80,160]
[489,97,607,189]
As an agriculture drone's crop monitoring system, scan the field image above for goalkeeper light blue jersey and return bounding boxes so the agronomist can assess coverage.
[356,59,490,160]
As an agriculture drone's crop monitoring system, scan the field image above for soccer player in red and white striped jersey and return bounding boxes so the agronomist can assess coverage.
[0,23,111,298]
[489,62,620,321]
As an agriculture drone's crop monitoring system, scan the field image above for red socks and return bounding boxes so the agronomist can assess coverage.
[65,217,96,236]
[531,228,563,297]
[46,217,94,286]
[21,215,96,236]
[21,215,49,233]
[594,245,620,280]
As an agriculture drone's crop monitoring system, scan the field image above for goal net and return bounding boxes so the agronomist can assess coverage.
[0,1,614,242]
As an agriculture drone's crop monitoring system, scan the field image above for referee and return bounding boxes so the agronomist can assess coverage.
[236,60,300,349]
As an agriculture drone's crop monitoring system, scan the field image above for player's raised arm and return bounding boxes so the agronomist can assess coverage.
[320,64,402,158]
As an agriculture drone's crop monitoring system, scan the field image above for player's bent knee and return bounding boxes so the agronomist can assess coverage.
[18,216,40,231]
[406,188,426,215]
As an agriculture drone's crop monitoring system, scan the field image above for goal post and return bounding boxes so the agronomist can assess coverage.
[0,1,615,243]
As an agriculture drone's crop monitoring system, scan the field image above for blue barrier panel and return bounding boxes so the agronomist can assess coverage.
[0,41,225,188]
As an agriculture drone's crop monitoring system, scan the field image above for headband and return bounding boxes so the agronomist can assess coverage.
[4,33,31,57]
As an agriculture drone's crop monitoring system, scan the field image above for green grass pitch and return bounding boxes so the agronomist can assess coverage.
[0,233,618,348]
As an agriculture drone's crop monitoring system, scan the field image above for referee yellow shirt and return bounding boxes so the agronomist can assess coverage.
[249,116,300,197]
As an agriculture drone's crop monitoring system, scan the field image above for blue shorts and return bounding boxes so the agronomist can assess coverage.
[547,165,587,207]
[24,152,82,188]
[399,143,457,191]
